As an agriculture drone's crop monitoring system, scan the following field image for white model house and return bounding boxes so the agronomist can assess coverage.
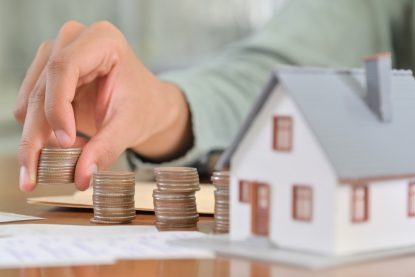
[217,53,415,256]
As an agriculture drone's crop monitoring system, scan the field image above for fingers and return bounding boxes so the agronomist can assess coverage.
[17,21,86,192]
[14,40,53,123]
[54,21,86,49]
[74,120,126,190]
[14,21,86,125]
[18,85,51,192]
[18,20,127,192]
[43,21,87,148]
[44,21,124,148]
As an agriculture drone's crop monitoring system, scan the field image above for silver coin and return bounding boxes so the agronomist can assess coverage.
[156,214,199,219]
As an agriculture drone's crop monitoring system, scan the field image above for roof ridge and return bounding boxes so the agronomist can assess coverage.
[216,64,415,173]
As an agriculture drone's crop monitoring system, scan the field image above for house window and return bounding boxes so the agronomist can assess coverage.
[273,116,293,151]
[239,180,252,203]
[292,185,313,221]
[408,182,415,217]
[351,185,369,223]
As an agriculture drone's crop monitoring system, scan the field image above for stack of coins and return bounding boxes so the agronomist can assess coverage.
[37,147,82,185]
[153,167,200,231]
[212,171,230,234]
[90,171,136,224]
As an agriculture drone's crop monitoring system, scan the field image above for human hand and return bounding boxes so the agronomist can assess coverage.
[14,21,192,192]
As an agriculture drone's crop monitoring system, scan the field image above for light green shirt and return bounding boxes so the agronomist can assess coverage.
[129,0,413,172]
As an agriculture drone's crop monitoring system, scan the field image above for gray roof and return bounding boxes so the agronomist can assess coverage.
[216,66,415,183]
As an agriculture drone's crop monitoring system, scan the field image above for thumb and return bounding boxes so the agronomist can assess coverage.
[74,122,126,191]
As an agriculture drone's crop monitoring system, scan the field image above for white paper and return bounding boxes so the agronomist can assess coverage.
[0,224,214,268]
[0,212,43,223]
[0,235,115,267]
[0,224,157,237]
[85,231,215,260]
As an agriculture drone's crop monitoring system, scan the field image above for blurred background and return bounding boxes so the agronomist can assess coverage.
[0,0,284,205]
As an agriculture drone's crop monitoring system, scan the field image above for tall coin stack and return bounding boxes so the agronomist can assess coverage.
[91,171,136,224]
[153,167,200,231]
[212,171,230,234]
[37,147,82,185]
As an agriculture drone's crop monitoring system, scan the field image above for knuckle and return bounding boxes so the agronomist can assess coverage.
[89,21,126,53]
[47,56,68,76]
[37,40,53,55]
[59,20,84,37]
[27,88,45,107]
[13,105,25,123]
[91,20,115,31]
[90,20,121,37]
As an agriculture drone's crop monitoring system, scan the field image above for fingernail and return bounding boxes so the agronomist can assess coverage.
[78,164,97,191]
[89,164,98,176]
[55,129,71,147]
[19,166,32,192]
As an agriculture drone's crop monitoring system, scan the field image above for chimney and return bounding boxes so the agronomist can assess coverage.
[364,52,392,122]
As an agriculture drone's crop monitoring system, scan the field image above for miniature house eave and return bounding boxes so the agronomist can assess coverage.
[217,65,415,185]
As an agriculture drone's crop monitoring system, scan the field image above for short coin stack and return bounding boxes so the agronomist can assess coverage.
[153,167,200,231]
[37,147,82,185]
[212,171,230,234]
[91,171,136,224]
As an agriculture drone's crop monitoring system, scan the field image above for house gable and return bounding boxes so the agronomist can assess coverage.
[230,84,338,253]
[277,68,415,182]
[220,67,415,184]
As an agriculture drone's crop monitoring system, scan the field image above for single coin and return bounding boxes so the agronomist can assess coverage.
[90,218,133,224]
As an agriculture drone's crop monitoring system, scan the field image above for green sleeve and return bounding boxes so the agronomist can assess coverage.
[130,0,409,170]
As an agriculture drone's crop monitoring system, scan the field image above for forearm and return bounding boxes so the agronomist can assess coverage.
[130,82,193,161]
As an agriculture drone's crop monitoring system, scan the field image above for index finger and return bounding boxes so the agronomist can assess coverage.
[44,21,126,148]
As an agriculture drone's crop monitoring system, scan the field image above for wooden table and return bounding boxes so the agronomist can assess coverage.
[2,155,415,277]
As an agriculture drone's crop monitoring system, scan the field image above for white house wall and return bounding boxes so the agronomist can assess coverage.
[231,85,339,254]
[335,179,415,255]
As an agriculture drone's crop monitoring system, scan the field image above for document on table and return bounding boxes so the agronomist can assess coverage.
[0,223,157,237]
[0,235,115,267]
[27,182,215,214]
[0,212,43,223]
[0,224,214,268]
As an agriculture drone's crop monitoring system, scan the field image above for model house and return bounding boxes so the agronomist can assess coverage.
[216,53,415,256]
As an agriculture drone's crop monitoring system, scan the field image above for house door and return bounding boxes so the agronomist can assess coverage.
[251,182,270,236]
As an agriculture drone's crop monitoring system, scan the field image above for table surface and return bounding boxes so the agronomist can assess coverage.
[2,155,415,277]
